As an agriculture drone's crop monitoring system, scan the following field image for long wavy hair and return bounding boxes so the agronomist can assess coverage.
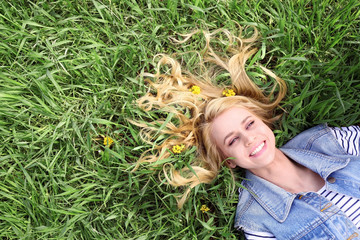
[132,26,287,208]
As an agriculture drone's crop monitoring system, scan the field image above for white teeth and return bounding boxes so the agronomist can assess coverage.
[250,142,265,156]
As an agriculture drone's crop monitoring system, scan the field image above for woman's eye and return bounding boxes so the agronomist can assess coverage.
[229,137,239,146]
[246,120,255,129]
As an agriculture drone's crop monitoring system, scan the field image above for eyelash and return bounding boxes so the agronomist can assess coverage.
[247,120,255,129]
[229,137,238,146]
[229,120,255,146]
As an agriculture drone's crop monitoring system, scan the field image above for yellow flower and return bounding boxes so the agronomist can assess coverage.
[172,144,185,154]
[190,85,201,94]
[200,205,210,213]
[103,136,114,147]
[222,89,236,97]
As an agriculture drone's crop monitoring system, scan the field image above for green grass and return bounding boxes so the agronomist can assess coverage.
[1,0,359,239]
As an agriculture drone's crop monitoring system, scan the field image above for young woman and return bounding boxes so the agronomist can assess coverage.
[134,26,360,239]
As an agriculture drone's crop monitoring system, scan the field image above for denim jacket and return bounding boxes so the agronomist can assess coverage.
[234,124,360,239]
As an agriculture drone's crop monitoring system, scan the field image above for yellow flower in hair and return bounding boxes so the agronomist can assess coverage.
[222,89,236,97]
[190,85,201,94]
[172,144,185,154]
[103,136,114,147]
[200,204,210,213]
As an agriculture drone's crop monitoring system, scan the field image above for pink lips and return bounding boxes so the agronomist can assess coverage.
[249,141,266,157]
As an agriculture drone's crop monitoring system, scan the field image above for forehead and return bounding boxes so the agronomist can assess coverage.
[213,107,253,124]
[211,107,253,136]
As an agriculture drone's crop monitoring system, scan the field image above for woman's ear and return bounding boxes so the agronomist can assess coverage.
[226,159,237,168]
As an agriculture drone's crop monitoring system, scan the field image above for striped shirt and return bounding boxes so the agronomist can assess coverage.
[244,126,360,240]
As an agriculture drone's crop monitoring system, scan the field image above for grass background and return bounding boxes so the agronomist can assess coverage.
[1,0,360,239]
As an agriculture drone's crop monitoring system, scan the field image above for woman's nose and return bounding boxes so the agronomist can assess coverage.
[244,134,255,146]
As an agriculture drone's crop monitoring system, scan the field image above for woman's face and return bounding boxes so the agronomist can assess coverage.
[210,107,278,172]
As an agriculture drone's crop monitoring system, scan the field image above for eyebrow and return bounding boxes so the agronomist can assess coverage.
[223,115,251,145]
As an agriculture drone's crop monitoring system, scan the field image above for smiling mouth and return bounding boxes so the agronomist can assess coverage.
[250,142,265,156]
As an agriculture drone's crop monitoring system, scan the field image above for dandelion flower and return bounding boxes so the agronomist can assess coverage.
[104,136,114,147]
[172,144,185,154]
[222,89,236,97]
[190,85,201,94]
[200,205,210,213]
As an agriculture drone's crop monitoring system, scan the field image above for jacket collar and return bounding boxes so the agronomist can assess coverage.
[244,170,296,222]
[243,148,350,222]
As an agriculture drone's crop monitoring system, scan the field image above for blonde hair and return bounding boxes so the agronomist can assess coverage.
[132,26,287,208]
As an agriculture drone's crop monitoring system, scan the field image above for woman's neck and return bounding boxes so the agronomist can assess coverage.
[250,149,325,193]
